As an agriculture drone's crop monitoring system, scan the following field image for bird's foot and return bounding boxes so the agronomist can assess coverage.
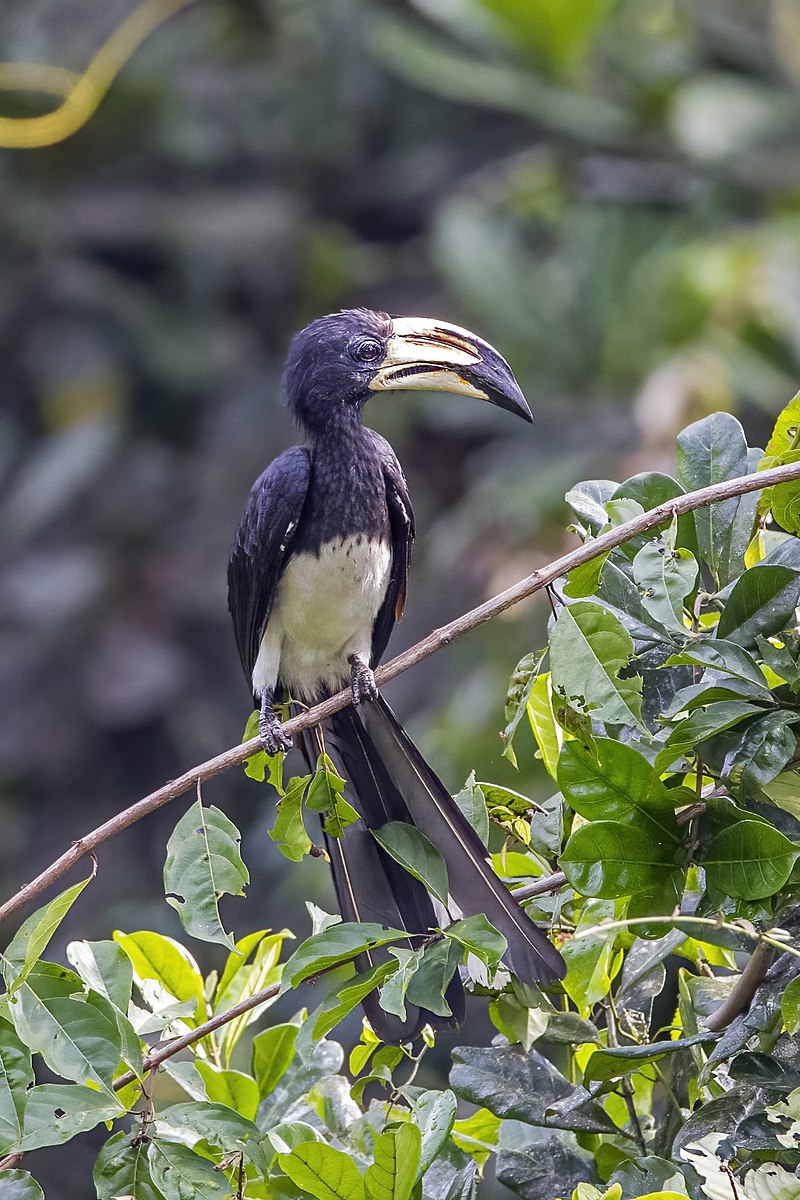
[348,654,378,705]
[259,691,293,755]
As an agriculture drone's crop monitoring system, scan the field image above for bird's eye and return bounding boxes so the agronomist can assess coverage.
[351,337,382,364]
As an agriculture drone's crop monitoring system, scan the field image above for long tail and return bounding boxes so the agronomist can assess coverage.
[300,697,564,1042]
[298,710,465,1043]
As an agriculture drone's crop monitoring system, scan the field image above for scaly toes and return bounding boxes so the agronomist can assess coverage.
[259,718,293,755]
[350,663,378,705]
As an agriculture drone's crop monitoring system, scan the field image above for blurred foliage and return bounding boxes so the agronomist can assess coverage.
[5,0,800,1189]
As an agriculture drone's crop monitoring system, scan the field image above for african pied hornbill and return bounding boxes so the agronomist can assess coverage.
[228,309,565,1041]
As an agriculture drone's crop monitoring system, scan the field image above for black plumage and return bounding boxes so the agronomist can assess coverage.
[228,308,565,1042]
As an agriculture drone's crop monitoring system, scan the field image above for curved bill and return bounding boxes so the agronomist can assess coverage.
[368,316,533,422]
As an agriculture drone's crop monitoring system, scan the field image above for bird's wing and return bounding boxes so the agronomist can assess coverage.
[227,445,311,688]
[367,430,415,666]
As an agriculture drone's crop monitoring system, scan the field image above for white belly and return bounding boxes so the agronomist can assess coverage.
[252,536,392,700]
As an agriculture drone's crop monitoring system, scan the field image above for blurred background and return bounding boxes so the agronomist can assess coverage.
[3,0,800,1183]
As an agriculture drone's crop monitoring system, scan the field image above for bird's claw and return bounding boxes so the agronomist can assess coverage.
[349,656,378,705]
[259,714,293,755]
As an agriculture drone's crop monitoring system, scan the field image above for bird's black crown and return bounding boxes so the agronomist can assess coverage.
[282,308,392,433]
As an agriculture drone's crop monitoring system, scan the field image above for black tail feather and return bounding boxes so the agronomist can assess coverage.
[297,696,564,1043]
[361,697,566,986]
[298,711,465,1043]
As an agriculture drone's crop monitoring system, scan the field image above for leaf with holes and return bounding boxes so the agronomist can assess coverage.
[163,799,249,949]
[549,601,645,730]
[633,538,697,632]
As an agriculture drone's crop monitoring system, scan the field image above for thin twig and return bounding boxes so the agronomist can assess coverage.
[4,458,800,925]
[112,982,280,1092]
[704,941,776,1033]
[512,871,568,901]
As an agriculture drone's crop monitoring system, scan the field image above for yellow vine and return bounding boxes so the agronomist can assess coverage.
[0,0,195,149]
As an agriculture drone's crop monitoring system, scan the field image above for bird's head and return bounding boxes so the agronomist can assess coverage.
[282,308,532,434]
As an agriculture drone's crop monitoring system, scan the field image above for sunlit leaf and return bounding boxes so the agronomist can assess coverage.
[365,1123,421,1200]
[2,875,93,993]
[278,1142,365,1200]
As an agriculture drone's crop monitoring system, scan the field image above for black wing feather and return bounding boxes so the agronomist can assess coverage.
[227,445,311,690]
[367,430,415,667]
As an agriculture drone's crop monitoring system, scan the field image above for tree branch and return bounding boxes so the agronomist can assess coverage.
[3,457,800,926]
[112,982,281,1092]
[704,941,776,1033]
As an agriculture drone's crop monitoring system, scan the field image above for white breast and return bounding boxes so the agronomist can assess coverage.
[251,536,392,700]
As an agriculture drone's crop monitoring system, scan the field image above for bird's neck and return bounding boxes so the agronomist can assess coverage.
[305,409,370,459]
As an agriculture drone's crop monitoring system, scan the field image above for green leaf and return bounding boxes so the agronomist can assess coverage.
[561,821,677,899]
[405,939,462,1018]
[724,712,799,801]
[155,1100,267,1175]
[563,552,608,599]
[453,772,490,846]
[716,565,800,647]
[666,639,770,690]
[703,820,798,900]
[269,775,313,862]
[0,1172,44,1200]
[12,1084,122,1153]
[612,471,698,557]
[502,650,546,766]
[215,927,274,1006]
[526,673,563,779]
[655,701,767,772]
[242,708,284,788]
[279,1142,365,1200]
[771,476,800,535]
[561,901,621,1015]
[676,412,753,587]
[372,822,449,906]
[94,1130,163,1200]
[782,976,800,1036]
[194,1061,259,1121]
[212,930,286,1064]
[163,799,249,949]
[451,1108,501,1167]
[549,601,645,730]
[0,1023,32,1155]
[252,1021,299,1098]
[445,915,507,973]
[281,922,405,990]
[8,963,123,1095]
[582,1033,714,1083]
[2,875,93,993]
[313,961,397,1039]
[414,1088,458,1174]
[114,930,205,1019]
[633,538,697,632]
[65,939,133,1015]
[765,393,800,460]
[379,948,422,1021]
[365,1123,421,1200]
[307,754,360,838]
[149,1139,230,1200]
[557,738,679,843]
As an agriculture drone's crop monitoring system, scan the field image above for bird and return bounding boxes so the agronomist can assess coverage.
[228,308,565,1041]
